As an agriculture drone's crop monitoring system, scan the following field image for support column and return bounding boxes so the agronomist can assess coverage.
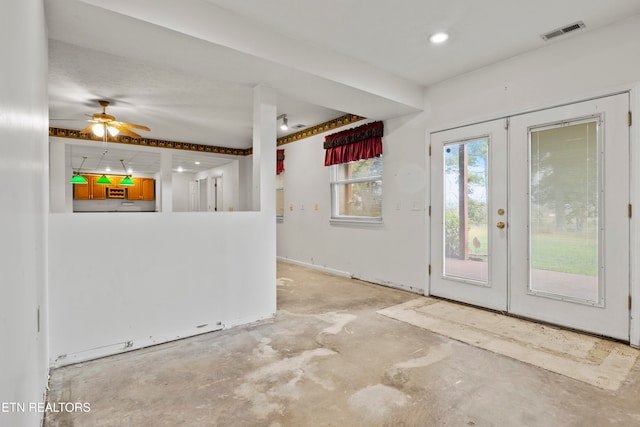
[160,150,173,212]
[252,84,277,212]
[49,140,68,213]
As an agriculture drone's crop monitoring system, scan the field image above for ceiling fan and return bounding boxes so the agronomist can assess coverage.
[80,100,150,139]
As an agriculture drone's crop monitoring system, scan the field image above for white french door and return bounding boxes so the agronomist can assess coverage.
[430,93,630,340]
[430,119,508,311]
[508,94,629,339]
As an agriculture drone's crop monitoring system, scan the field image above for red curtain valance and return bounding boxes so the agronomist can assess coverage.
[324,121,383,166]
[277,149,285,175]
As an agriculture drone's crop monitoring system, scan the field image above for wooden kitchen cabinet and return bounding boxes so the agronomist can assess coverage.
[74,175,154,201]
[127,178,155,201]
[91,176,107,200]
[73,178,90,200]
[126,178,141,200]
[140,178,155,201]
[73,175,106,200]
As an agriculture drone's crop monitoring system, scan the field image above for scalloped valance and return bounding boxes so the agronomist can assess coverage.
[323,121,383,166]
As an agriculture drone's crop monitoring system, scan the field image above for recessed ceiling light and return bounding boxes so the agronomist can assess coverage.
[177,166,184,173]
[429,31,450,44]
[195,161,200,165]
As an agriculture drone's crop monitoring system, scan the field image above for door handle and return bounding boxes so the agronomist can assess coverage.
[496,221,506,229]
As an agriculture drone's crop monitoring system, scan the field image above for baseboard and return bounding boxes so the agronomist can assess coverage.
[276,257,351,278]
[49,312,275,368]
[277,256,424,294]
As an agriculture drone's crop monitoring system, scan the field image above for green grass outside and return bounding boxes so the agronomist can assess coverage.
[465,224,596,276]
[531,232,597,276]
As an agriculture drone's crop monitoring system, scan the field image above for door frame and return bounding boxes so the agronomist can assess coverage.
[630,85,640,348]
[426,87,640,348]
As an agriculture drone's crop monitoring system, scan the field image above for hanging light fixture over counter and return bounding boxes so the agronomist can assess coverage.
[70,156,88,184]
[119,159,134,186]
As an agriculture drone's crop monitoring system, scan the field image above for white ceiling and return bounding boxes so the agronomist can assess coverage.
[46,0,640,173]
[205,0,640,86]
[65,142,233,176]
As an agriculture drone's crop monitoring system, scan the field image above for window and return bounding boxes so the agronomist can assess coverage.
[330,156,382,221]
[276,172,284,219]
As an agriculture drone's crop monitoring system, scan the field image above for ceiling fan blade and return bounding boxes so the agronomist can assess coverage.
[111,124,142,139]
[113,121,150,132]
[79,123,94,134]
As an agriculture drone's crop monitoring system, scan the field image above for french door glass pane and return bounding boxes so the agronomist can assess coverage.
[529,121,599,303]
[443,138,489,284]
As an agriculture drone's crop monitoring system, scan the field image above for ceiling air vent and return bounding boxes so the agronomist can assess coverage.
[291,124,306,130]
[540,20,585,41]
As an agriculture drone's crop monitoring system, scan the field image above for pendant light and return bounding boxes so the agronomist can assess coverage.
[70,156,88,184]
[96,174,111,184]
[119,159,135,186]
[95,150,112,185]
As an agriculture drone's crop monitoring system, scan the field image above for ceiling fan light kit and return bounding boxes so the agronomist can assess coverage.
[92,123,105,137]
[81,100,150,139]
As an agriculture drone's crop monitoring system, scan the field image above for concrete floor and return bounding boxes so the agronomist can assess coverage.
[45,262,640,426]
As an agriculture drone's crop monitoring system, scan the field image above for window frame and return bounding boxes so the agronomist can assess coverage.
[329,157,383,225]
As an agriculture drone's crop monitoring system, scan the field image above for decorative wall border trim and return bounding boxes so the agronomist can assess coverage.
[49,127,251,156]
[49,113,365,156]
[276,114,366,146]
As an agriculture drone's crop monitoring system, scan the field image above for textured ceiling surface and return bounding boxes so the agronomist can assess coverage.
[46,0,640,173]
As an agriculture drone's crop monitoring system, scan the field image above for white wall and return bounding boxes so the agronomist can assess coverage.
[49,212,276,366]
[172,171,195,211]
[276,116,427,293]
[0,0,49,426]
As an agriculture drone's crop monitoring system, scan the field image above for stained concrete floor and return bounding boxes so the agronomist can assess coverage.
[45,262,640,426]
